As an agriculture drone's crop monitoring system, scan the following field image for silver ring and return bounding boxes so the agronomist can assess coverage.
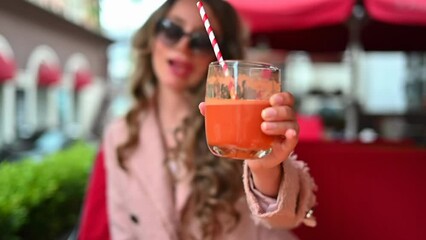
[305,209,314,219]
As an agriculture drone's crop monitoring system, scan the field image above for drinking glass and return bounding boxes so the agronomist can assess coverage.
[205,60,281,159]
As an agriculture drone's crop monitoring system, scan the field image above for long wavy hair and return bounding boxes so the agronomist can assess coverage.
[116,0,248,239]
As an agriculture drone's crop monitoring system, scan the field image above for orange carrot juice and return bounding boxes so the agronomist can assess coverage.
[205,99,274,159]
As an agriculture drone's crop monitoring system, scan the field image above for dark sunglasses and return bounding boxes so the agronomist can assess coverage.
[155,18,214,54]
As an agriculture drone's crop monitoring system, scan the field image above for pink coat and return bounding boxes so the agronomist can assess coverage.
[103,107,317,239]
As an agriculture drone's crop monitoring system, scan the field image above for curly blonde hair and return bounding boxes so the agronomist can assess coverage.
[116,0,248,238]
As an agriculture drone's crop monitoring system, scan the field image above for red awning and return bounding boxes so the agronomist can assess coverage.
[38,62,61,87]
[226,0,354,52]
[365,0,426,26]
[227,0,355,32]
[0,53,16,83]
[362,0,426,51]
[225,0,426,52]
[74,69,92,92]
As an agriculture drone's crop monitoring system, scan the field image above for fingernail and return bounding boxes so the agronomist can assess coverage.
[286,129,297,138]
[303,217,317,227]
[262,108,276,119]
[272,94,284,105]
[261,122,274,130]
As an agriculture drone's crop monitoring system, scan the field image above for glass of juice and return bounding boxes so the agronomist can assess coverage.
[205,60,281,159]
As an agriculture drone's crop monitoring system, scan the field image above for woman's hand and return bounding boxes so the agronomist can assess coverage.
[246,92,299,197]
[249,92,299,169]
[199,92,299,197]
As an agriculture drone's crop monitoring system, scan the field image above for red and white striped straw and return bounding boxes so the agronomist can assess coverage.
[196,1,228,74]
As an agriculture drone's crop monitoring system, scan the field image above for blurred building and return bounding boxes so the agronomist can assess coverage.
[0,0,112,153]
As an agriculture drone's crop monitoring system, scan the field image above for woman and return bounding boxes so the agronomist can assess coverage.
[79,0,317,239]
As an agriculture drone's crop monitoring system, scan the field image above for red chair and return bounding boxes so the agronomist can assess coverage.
[78,149,110,240]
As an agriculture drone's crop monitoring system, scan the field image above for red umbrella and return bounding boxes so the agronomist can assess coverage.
[227,0,355,32]
[365,0,426,26]
[227,0,426,51]
[227,0,355,52]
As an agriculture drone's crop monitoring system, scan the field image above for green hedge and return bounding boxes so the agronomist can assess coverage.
[0,142,96,240]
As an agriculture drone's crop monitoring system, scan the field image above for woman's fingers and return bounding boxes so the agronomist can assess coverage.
[255,128,298,168]
[262,105,296,122]
[270,92,295,107]
[280,128,298,153]
[262,91,299,141]
[261,121,299,159]
[261,121,299,136]
[198,102,206,116]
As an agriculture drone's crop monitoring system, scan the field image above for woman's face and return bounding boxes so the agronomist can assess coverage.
[152,0,220,92]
